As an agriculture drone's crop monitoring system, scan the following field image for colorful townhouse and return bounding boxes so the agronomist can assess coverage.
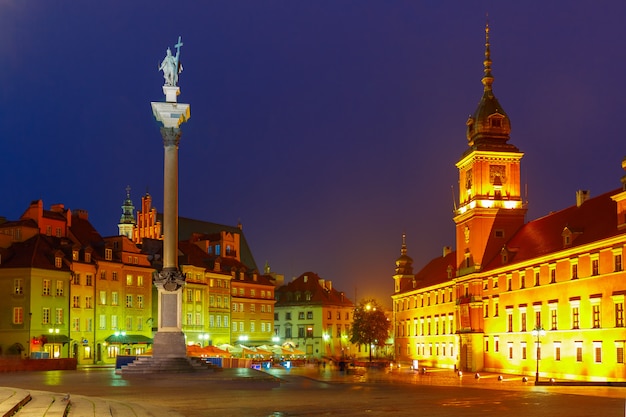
[274,272,355,359]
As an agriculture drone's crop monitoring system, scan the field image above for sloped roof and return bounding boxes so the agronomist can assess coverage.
[484,188,622,270]
[0,234,70,271]
[397,251,457,294]
[275,271,354,307]
[159,214,258,273]
[69,215,104,254]
[178,240,209,268]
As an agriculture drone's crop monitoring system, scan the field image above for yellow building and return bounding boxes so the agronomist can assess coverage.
[392,24,626,382]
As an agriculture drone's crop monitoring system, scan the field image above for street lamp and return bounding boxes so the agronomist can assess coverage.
[531,326,546,383]
[199,333,210,347]
[48,327,60,358]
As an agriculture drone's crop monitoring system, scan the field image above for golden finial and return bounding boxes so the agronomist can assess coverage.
[482,14,494,91]
[401,233,407,256]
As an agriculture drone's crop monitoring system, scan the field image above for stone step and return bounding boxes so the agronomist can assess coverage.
[121,356,212,374]
[0,387,31,417]
[14,392,68,417]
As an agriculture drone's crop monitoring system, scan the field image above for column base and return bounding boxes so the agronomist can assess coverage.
[152,331,187,358]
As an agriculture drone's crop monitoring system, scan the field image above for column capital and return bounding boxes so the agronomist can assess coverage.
[160,127,182,148]
[155,267,186,292]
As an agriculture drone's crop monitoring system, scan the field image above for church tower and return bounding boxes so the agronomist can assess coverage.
[393,233,414,294]
[453,23,526,277]
[118,186,136,239]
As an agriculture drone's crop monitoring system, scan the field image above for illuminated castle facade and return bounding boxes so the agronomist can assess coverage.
[392,24,626,382]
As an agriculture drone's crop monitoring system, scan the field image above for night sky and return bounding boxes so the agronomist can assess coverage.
[2,1,626,308]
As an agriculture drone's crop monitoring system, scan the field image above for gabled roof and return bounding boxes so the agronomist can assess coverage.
[484,188,622,270]
[275,271,353,307]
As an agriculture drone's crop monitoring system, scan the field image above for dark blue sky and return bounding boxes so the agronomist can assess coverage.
[2,1,626,307]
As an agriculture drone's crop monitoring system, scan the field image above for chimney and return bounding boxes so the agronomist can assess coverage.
[303,275,308,283]
[318,279,325,288]
[326,281,332,291]
[443,246,452,257]
[50,204,65,213]
[576,190,590,207]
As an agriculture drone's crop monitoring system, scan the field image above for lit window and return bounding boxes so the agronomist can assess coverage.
[43,279,51,296]
[13,307,23,324]
[13,279,23,295]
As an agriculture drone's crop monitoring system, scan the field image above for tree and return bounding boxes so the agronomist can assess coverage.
[349,299,391,362]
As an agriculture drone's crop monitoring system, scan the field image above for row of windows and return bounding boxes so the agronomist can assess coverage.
[231,287,273,299]
[324,324,351,338]
[395,288,454,311]
[31,274,145,297]
[395,253,625,313]
[485,338,624,364]
[231,321,273,333]
[401,341,456,358]
[209,278,229,288]
[232,303,273,313]
[397,314,455,337]
[487,254,623,293]
[277,311,315,321]
[12,307,65,325]
[491,299,623,332]
[209,295,229,308]
[98,314,144,332]
[283,326,314,339]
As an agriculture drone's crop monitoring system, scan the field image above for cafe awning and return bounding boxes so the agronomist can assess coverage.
[105,334,153,344]
[41,334,71,344]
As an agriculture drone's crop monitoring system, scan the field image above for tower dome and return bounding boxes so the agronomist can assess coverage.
[118,186,136,239]
[465,22,512,149]
[395,233,413,275]
[119,185,136,225]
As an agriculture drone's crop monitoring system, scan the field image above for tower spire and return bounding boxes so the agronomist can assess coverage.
[400,233,408,256]
[118,185,136,239]
[482,17,493,92]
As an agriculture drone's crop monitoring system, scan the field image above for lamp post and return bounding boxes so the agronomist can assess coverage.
[531,326,545,383]
[28,312,32,359]
[365,304,375,362]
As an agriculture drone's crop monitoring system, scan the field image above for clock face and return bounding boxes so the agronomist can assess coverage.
[489,165,506,184]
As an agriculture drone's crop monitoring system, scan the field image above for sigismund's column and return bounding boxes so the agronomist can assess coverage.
[151,37,190,358]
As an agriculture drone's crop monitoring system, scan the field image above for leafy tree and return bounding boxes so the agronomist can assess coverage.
[349,298,391,362]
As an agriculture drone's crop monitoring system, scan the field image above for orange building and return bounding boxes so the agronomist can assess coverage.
[392,24,626,382]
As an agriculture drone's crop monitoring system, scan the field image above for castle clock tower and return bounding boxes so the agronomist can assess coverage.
[453,23,526,277]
